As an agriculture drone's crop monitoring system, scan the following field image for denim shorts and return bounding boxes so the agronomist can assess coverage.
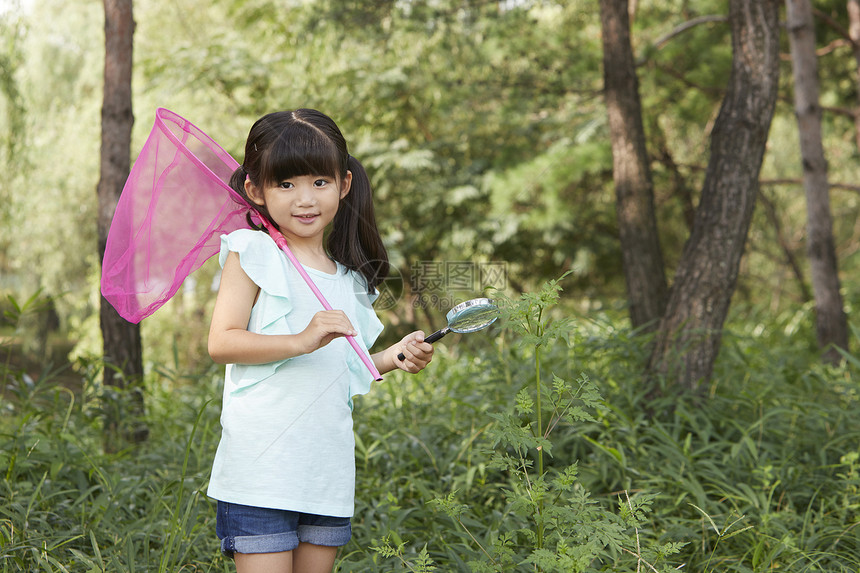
[216,501,352,556]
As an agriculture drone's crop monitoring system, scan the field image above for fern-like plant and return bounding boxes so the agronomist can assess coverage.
[426,274,684,572]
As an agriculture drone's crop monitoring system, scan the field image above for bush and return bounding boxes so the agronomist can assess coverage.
[1,279,859,571]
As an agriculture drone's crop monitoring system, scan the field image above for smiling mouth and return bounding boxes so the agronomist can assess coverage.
[294,214,320,224]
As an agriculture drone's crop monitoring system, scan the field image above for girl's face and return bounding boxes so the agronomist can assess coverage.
[246,172,352,245]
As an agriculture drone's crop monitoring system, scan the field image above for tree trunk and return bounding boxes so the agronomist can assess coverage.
[647,0,780,393]
[98,0,145,450]
[599,0,668,332]
[787,0,849,364]
[847,0,860,150]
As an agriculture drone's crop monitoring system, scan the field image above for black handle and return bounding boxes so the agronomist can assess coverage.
[397,327,448,361]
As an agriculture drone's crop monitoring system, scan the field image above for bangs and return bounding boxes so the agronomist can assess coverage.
[260,122,344,185]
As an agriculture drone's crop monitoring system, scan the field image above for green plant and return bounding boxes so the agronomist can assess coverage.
[3,289,860,571]
[409,275,685,572]
[1,289,59,387]
[0,359,228,572]
[371,534,437,573]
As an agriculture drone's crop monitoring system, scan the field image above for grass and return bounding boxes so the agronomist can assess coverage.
[0,349,230,572]
[1,294,859,571]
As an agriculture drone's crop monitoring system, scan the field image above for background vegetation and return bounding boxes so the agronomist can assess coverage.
[1,0,859,571]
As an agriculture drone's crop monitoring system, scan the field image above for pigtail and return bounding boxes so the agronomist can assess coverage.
[328,155,389,292]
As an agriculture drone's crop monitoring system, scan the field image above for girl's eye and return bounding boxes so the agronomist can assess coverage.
[314,179,329,188]
[278,181,294,189]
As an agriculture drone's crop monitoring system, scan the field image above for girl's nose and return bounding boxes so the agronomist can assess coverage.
[296,184,317,205]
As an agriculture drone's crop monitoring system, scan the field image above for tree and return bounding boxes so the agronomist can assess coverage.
[0,7,27,269]
[599,0,668,332]
[786,0,849,364]
[98,0,146,449]
[647,0,781,392]
[847,0,860,149]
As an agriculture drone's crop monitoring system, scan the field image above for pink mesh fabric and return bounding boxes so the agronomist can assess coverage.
[101,108,248,322]
[100,109,382,380]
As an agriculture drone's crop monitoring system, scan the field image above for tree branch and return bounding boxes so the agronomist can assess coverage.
[812,7,856,49]
[760,177,860,193]
[652,15,729,50]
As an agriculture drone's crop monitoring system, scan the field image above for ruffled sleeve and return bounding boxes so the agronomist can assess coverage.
[220,229,294,329]
[217,230,387,402]
[219,230,295,392]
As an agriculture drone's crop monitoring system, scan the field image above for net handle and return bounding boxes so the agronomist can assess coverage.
[259,208,383,381]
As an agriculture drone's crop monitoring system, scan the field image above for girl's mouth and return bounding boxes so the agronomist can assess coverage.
[294,214,319,224]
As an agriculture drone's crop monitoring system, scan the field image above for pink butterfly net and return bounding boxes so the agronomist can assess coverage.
[101,108,247,322]
[101,108,381,380]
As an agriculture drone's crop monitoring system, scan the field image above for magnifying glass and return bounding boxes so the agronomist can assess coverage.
[397,297,499,361]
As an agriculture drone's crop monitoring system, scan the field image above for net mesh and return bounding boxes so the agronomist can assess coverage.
[101,108,249,322]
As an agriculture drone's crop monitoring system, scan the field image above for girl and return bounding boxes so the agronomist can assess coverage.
[207,109,434,573]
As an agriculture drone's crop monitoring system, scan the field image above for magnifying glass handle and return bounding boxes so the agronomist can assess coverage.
[397,327,449,361]
[424,328,449,344]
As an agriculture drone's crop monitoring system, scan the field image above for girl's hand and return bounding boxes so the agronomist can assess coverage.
[392,331,434,373]
[298,310,359,354]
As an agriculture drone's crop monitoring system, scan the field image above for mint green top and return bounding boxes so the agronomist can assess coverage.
[207,229,384,517]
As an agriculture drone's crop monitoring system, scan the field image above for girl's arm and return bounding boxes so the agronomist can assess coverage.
[208,251,358,365]
[372,331,434,375]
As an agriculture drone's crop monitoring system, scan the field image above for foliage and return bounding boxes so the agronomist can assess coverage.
[0,0,858,359]
[1,1,860,567]
[1,276,860,571]
[0,360,228,572]
[410,275,684,572]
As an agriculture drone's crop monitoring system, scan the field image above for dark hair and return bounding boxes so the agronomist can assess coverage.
[229,109,388,292]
